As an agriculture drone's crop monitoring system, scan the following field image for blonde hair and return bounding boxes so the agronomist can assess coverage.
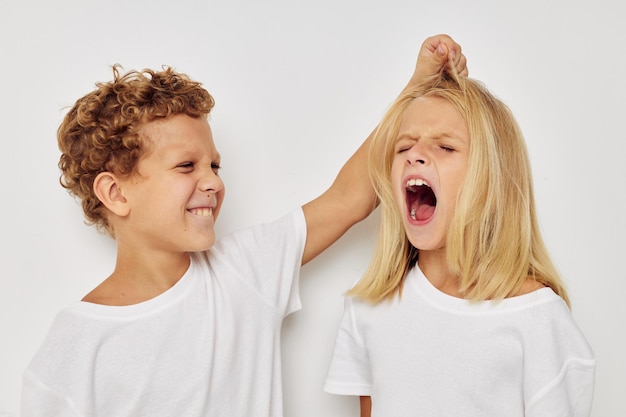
[350,75,570,307]
[57,65,215,235]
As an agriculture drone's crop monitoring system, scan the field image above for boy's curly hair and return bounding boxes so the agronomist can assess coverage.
[57,65,215,235]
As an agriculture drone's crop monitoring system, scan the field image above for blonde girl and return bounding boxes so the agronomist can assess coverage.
[324,74,595,417]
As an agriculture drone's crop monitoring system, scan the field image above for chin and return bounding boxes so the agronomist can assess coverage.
[202,238,217,251]
[191,235,217,252]
[406,235,445,252]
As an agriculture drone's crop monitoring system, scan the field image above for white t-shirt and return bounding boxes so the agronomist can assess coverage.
[22,209,306,417]
[324,265,596,417]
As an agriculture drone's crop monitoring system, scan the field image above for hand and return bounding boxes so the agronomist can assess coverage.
[407,34,468,90]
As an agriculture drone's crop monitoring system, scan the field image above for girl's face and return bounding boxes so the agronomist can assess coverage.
[391,96,470,254]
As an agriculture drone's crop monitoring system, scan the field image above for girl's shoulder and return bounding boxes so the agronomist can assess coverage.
[514,278,546,297]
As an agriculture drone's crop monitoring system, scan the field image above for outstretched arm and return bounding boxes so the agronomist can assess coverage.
[301,34,467,265]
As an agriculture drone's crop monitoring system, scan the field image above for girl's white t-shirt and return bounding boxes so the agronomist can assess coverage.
[324,265,596,417]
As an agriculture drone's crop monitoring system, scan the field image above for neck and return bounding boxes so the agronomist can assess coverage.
[82,243,192,306]
[417,249,463,298]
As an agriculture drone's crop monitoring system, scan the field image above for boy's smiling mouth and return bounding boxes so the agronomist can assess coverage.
[406,178,437,221]
[188,207,214,217]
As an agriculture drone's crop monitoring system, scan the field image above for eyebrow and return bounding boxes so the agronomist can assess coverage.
[395,132,462,142]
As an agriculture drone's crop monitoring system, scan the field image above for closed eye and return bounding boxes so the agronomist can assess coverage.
[440,146,455,153]
[395,136,417,154]
[176,162,195,170]
[211,162,221,173]
[395,142,414,154]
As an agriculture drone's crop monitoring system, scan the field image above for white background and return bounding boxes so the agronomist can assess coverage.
[1,1,624,416]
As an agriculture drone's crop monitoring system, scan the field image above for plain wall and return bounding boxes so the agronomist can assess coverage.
[1,0,624,416]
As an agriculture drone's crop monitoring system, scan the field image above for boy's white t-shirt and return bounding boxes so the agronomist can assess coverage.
[324,265,596,417]
[22,209,306,417]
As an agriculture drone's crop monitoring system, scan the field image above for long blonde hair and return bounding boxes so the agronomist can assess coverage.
[350,75,570,307]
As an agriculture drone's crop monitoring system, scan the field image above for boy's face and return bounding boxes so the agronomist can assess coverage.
[118,114,224,254]
[391,96,469,253]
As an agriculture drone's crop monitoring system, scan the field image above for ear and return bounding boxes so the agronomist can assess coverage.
[93,172,130,217]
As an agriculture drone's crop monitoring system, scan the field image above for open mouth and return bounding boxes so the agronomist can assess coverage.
[406,178,436,221]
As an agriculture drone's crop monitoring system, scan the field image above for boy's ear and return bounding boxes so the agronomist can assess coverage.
[93,172,130,217]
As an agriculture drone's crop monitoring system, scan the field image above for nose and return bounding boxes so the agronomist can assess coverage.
[199,168,224,195]
[406,143,428,165]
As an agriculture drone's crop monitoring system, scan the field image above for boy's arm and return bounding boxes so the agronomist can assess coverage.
[301,34,467,265]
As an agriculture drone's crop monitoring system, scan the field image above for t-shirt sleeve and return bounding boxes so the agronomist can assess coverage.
[324,296,372,396]
[22,370,83,417]
[210,208,306,317]
[524,358,595,417]
[524,299,596,417]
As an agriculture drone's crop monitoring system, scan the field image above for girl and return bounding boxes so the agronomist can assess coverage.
[324,73,595,416]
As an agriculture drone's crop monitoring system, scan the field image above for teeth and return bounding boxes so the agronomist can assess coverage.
[406,178,430,187]
[189,208,213,217]
[408,179,431,221]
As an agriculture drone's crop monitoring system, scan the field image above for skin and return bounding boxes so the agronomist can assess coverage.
[392,95,470,297]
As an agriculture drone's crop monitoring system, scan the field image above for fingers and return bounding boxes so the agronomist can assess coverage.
[410,41,449,85]
[449,49,468,77]
[426,34,468,77]
[405,34,469,93]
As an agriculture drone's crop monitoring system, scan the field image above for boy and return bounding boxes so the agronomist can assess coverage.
[22,35,467,416]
